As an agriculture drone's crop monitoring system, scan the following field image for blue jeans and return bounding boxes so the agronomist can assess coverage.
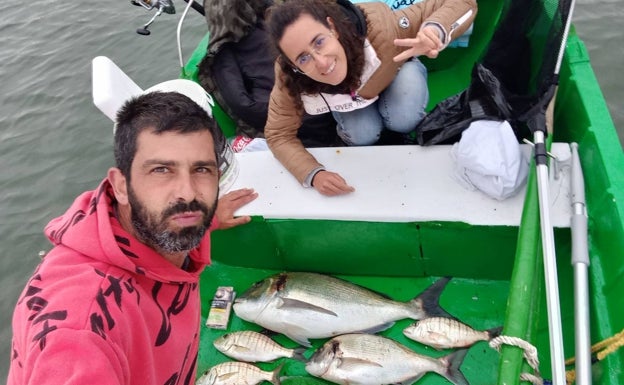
[332,58,428,145]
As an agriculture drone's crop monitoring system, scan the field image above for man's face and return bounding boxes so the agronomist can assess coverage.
[126,129,219,254]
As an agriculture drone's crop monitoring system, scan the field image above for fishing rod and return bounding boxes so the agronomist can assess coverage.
[128,0,206,72]
[131,0,205,35]
[527,0,577,383]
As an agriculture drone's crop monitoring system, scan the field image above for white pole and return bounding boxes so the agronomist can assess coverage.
[570,142,592,385]
[534,130,566,384]
[177,0,196,69]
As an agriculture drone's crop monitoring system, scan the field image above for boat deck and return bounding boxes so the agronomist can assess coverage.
[199,143,577,383]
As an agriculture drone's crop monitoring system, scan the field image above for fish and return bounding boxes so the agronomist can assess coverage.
[233,272,451,347]
[213,330,307,363]
[403,317,503,350]
[305,333,469,385]
[196,361,283,385]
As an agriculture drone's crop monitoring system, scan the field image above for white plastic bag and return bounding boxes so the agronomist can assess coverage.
[451,120,529,200]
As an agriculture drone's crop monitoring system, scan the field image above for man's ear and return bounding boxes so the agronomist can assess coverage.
[108,167,129,205]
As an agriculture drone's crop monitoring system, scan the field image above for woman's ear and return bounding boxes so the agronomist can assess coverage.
[108,167,129,205]
[326,17,338,38]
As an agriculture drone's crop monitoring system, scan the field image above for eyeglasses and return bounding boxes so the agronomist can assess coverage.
[291,32,334,73]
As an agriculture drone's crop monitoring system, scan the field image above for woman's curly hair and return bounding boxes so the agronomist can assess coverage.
[265,0,367,109]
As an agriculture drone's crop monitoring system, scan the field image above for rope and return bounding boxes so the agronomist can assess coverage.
[490,335,543,385]
[490,328,624,385]
[566,327,624,364]
[564,327,624,384]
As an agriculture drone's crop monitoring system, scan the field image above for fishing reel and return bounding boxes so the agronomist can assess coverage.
[131,0,176,35]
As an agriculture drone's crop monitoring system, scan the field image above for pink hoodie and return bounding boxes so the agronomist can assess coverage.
[8,179,214,385]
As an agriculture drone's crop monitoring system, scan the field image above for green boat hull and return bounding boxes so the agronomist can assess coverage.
[181,0,624,383]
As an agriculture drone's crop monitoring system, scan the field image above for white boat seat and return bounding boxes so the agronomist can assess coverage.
[229,144,572,227]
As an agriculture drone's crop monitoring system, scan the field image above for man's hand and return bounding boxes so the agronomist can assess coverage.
[216,188,258,230]
[393,26,443,62]
[312,171,355,196]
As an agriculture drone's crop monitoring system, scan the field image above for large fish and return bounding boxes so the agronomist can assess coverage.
[403,317,503,350]
[305,333,469,385]
[196,361,282,385]
[213,330,306,363]
[233,272,451,346]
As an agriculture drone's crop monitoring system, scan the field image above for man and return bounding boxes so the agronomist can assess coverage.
[7,91,257,384]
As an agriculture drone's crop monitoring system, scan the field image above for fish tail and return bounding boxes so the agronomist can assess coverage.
[441,348,470,385]
[487,325,504,340]
[271,362,285,385]
[411,276,454,319]
[291,346,308,362]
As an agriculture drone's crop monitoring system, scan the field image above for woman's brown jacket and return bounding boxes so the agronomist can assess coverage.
[265,0,477,185]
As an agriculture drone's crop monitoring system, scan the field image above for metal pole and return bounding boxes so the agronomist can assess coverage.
[533,130,566,384]
[570,142,592,385]
[177,0,196,69]
[531,1,578,380]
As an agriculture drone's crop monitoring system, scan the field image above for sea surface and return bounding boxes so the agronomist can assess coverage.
[0,0,622,380]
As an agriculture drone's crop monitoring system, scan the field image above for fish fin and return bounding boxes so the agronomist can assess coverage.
[349,281,393,300]
[487,326,504,340]
[426,331,452,350]
[291,347,308,362]
[440,348,469,385]
[271,362,285,385]
[337,357,384,370]
[260,329,279,338]
[357,322,395,335]
[412,276,455,319]
[217,372,238,381]
[284,332,313,348]
[232,344,253,353]
[279,298,338,317]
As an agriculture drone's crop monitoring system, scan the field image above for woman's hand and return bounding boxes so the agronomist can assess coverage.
[312,171,355,196]
[393,25,443,62]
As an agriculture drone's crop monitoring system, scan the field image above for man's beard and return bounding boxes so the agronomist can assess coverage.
[127,185,217,253]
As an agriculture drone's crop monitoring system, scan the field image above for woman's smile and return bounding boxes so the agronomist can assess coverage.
[321,59,336,75]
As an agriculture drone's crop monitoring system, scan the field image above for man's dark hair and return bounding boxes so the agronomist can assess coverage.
[266,0,366,106]
[114,91,222,178]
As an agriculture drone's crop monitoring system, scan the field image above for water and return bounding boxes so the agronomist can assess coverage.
[0,0,622,380]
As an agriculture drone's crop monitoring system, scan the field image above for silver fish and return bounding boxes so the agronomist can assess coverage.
[233,272,450,347]
[196,361,282,385]
[403,317,503,350]
[213,330,306,363]
[305,333,469,385]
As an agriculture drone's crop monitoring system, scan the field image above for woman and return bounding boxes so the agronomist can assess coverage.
[264,0,477,196]
[199,0,338,146]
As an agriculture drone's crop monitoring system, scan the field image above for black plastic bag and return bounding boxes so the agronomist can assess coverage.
[414,64,513,146]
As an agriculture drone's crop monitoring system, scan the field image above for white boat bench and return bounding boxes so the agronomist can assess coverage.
[229,144,572,228]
